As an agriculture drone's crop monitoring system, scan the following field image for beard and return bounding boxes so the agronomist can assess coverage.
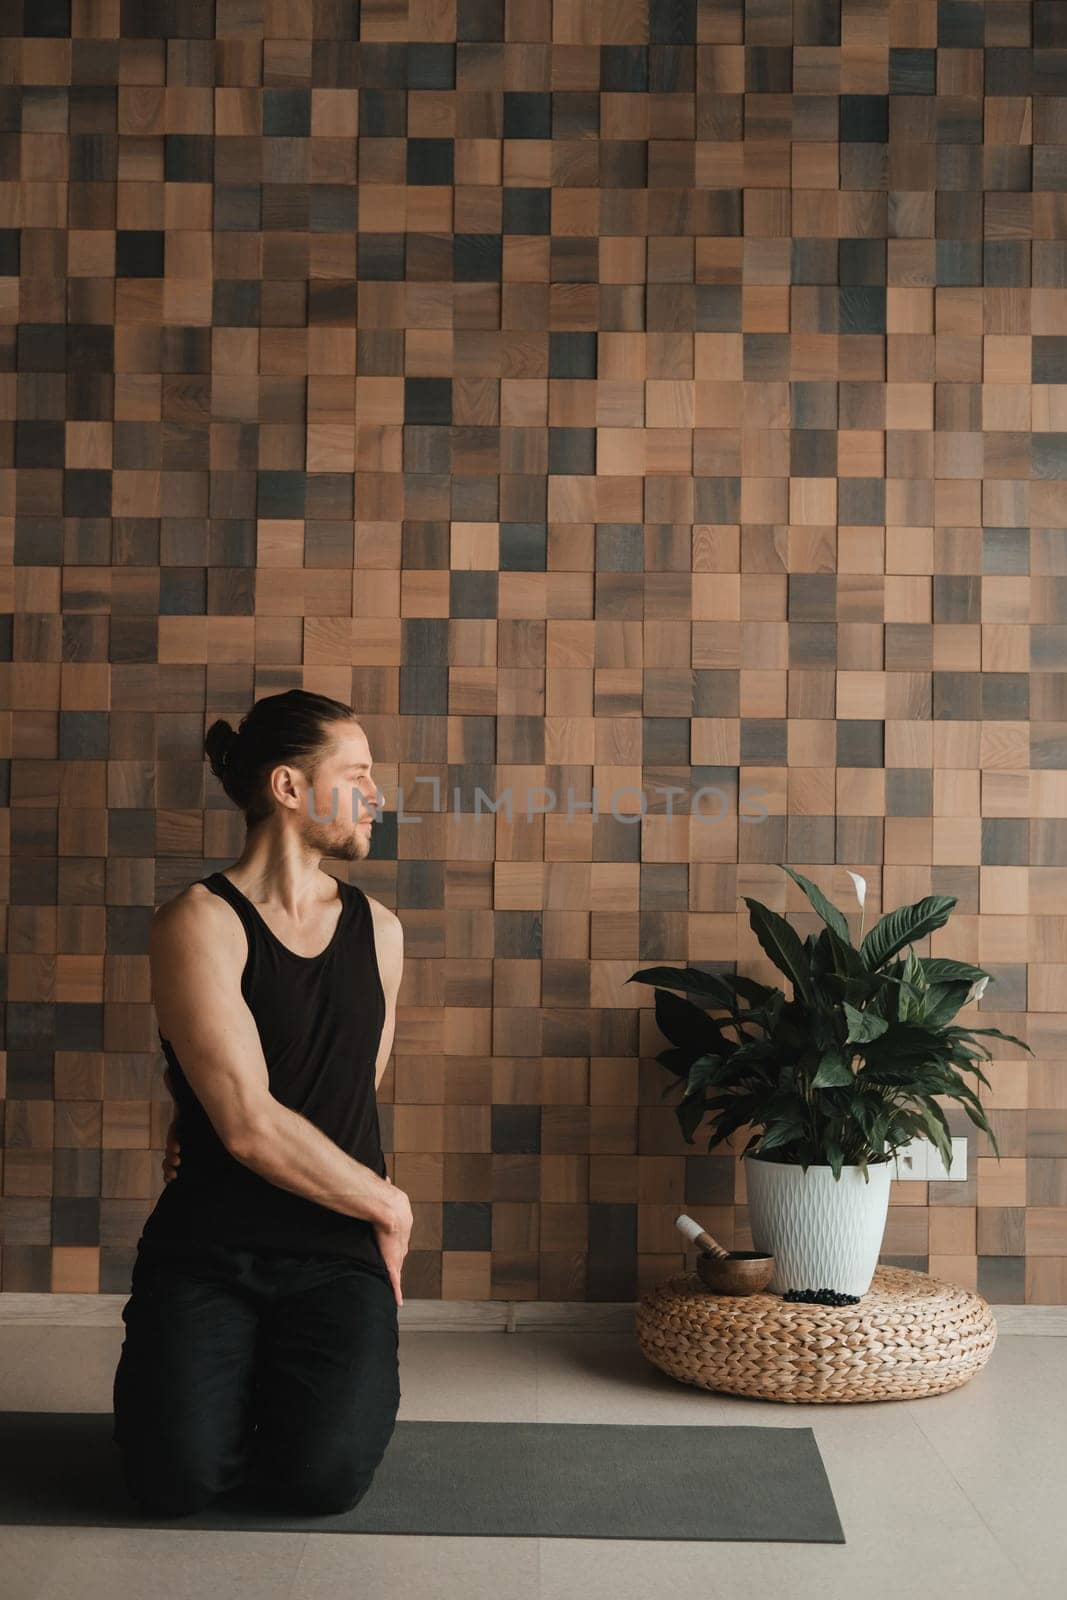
[305,821,372,861]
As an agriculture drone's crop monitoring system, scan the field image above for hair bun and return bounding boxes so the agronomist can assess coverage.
[204,717,242,784]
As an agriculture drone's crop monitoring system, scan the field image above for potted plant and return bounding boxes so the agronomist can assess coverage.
[627,866,1033,1296]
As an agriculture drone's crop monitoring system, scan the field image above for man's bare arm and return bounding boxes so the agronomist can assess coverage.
[150,892,403,1229]
[369,904,403,1092]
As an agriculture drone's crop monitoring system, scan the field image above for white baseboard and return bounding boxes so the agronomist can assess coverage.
[0,1296,1064,1335]
[986,1304,1067,1336]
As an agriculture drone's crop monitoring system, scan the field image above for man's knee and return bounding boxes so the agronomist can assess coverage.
[133,1485,216,1518]
[125,1469,219,1519]
[115,1438,240,1519]
[257,1461,376,1517]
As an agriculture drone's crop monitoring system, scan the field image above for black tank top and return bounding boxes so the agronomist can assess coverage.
[138,870,390,1276]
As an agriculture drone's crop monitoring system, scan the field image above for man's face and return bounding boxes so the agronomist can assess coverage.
[301,723,378,861]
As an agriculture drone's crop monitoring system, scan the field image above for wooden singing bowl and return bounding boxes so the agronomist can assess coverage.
[696,1250,776,1296]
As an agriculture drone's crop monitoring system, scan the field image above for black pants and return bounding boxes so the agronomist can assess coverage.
[111,1242,401,1518]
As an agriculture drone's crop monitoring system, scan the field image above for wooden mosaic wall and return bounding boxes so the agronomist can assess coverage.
[1,0,1065,1303]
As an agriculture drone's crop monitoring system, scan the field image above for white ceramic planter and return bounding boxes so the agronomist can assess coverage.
[743,1153,893,1296]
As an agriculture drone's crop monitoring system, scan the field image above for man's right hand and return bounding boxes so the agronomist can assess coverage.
[374,1177,413,1308]
[163,1117,181,1183]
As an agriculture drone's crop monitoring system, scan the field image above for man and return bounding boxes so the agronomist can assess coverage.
[111,689,413,1518]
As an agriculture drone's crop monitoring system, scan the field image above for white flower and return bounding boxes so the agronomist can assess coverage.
[845,870,867,909]
[965,975,989,1006]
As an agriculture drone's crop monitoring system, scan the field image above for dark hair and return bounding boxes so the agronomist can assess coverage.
[204,690,360,829]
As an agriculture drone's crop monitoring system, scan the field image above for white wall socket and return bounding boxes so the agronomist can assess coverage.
[927,1136,968,1182]
[891,1140,927,1180]
[890,1137,968,1182]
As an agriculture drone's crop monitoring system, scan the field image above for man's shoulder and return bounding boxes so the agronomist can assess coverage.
[151,878,232,941]
[362,890,401,932]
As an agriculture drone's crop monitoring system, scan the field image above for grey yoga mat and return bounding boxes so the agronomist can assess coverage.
[0,1412,844,1541]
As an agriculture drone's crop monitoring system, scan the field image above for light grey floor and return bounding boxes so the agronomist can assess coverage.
[1,1322,1064,1600]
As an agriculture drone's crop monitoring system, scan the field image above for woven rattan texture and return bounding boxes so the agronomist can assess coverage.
[635,1265,999,1401]
[0,3,1064,1299]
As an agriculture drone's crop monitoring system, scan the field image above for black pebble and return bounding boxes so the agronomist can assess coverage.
[781,1286,861,1305]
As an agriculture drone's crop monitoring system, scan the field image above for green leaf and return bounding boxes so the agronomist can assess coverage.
[684,1054,725,1096]
[913,1099,954,1172]
[917,980,976,1029]
[918,958,988,987]
[729,972,783,1006]
[950,1025,1035,1055]
[811,1049,854,1088]
[722,1047,780,1091]
[741,897,813,1004]
[825,929,869,984]
[780,865,853,944]
[655,1043,697,1094]
[963,1102,1001,1159]
[676,1092,709,1143]
[947,1056,998,1094]
[705,1104,752,1153]
[826,1137,845,1179]
[653,987,720,1053]
[626,964,749,1012]
[842,1001,890,1043]
[898,946,923,1021]
[860,1020,952,1067]
[810,928,835,984]
[652,985,742,1062]
[939,1068,985,1114]
[859,895,957,971]
[755,1119,807,1154]
[867,1104,898,1148]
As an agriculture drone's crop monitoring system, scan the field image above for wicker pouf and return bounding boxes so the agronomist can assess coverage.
[635,1265,998,1404]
